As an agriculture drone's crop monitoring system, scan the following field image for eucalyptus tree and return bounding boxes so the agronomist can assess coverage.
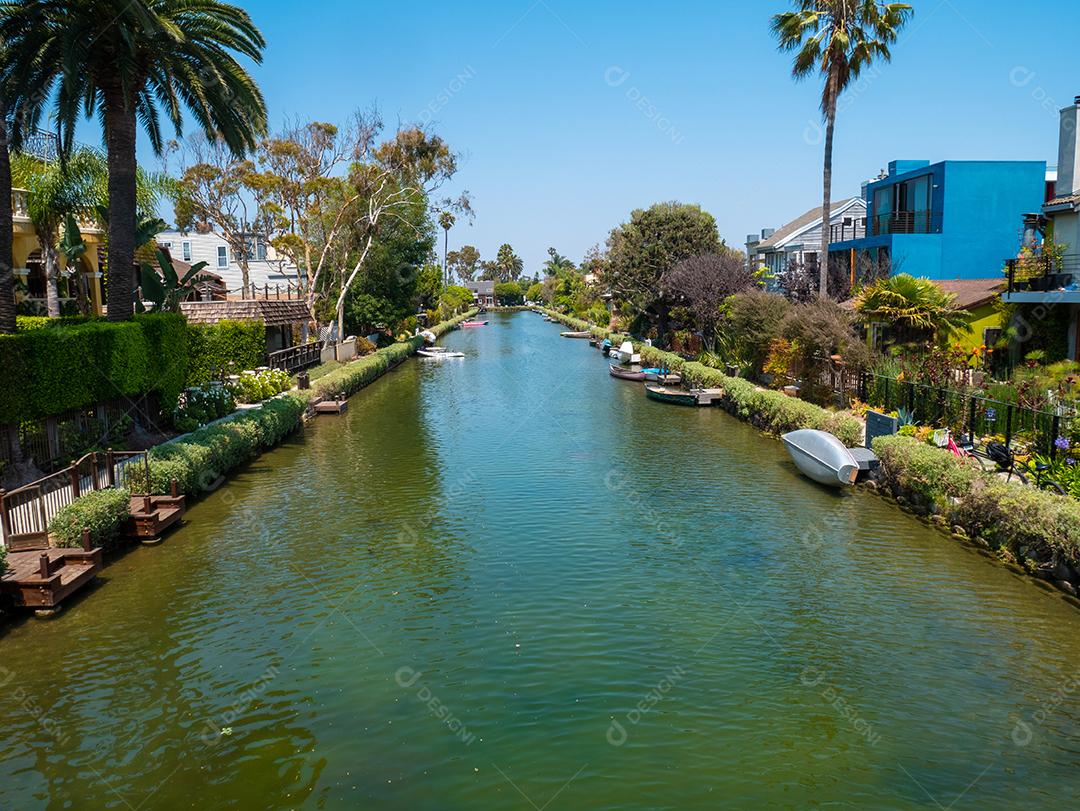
[772,0,913,297]
[1,0,268,320]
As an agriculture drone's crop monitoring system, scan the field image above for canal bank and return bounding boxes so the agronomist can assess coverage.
[1,311,1078,809]
[542,307,1080,605]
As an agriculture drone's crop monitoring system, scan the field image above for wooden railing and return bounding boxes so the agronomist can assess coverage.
[268,342,322,373]
[1,450,146,551]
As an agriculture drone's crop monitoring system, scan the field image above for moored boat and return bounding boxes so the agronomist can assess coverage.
[645,385,698,406]
[417,347,465,358]
[610,364,647,381]
[781,429,859,488]
[609,341,641,365]
[560,331,591,339]
[462,320,489,328]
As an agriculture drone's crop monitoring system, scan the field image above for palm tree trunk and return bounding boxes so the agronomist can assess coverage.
[43,241,61,318]
[104,87,138,322]
[819,71,839,299]
[0,108,15,334]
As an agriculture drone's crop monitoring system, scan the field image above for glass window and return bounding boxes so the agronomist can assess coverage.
[182,242,192,262]
[217,246,228,268]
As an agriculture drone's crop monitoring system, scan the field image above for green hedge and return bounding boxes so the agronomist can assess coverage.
[48,487,131,552]
[0,313,188,423]
[123,393,308,495]
[15,315,92,331]
[873,435,1080,569]
[186,319,267,386]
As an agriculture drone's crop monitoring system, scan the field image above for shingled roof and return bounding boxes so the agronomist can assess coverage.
[756,198,861,252]
[180,299,310,327]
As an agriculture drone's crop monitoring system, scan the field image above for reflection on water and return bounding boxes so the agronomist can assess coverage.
[1,312,1078,810]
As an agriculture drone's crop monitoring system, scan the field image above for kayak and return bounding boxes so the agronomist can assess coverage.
[461,321,489,327]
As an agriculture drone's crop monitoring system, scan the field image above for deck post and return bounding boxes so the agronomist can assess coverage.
[82,527,92,552]
[106,449,116,487]
[39,553,49,578]
[91,452,99,491]
[0,488,9,541]
[69,462,80,500]
[143,493,152,514]
[143,452,152,496]
[170,479,179,499]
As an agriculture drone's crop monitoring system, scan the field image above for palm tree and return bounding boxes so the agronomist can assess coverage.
[855,273,971,343]
[543,247,575,276]
[1,0,268,321]
[772,0,913,299]
[439,211,455,286]
[12,148,104,316]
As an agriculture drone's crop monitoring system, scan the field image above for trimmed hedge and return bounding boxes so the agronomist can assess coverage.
[123,394,308,495]
[873,435,1080,570]
[48,487,131,552]
[0,313,188,423]
[186,319,267,386]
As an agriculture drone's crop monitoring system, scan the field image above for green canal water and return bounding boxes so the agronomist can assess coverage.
[1,311,1079,809]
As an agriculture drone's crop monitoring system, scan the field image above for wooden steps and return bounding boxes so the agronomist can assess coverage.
[124,494,186,541]
[1,547,103,609]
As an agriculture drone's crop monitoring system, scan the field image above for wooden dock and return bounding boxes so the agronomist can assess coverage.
[125,492,186,542]
[1,542,102,611]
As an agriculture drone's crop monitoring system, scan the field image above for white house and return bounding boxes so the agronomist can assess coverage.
[156,229,301,296]
[746,197,868,283]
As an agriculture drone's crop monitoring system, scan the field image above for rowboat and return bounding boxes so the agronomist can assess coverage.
[417,347,465,359]
[560,331,591,339]
[461,321,489,328]
[609,364,647,381]
[781,429,859,488]
[645,385,723,406]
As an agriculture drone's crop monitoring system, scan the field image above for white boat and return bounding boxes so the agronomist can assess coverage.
[417,347,465,359]
[608,341,641,365]
[418,329,437,344]
[781,429,859,488]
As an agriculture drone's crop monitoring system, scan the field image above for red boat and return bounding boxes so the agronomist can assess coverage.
[462,320,489,327]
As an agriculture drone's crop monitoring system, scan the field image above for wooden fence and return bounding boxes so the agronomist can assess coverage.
[0,450,147,551]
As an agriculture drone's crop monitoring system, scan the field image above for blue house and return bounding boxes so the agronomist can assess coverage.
[829,159,1047,283]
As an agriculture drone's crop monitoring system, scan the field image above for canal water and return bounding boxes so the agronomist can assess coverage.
[1,311,1078,809]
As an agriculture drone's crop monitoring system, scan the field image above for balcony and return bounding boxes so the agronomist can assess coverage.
[830,219,867,244]
[871,210,942,236]
[1006,254,1080,296]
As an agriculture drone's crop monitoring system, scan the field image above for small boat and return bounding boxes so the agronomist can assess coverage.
[543,316,555,322]
[645,385,723,406]
[644,369,681,385]
[601,339,613,356]
[461,320,489,328]
[781,429,859,488]
[610,364,647,381]
[608,341,641,365]
[560,331,591,339]
[417,347,465,359]
[418,329,437,344]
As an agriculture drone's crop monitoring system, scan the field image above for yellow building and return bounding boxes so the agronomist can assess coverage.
[11,188,108,315]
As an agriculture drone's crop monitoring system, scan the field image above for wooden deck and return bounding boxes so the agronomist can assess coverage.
[1,547,103,609]
[314,399,348,415]
[124,494,186,541]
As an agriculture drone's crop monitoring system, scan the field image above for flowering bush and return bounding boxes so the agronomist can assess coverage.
[49,487,132,552]
[172,383,236,433]
[228,368,292,405]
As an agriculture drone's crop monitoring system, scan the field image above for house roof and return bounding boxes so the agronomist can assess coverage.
[756,198,862,252]
[180,299,310,327]
[1045,192,1080,210]
[841,277,1003,312]
[467,281,495,294]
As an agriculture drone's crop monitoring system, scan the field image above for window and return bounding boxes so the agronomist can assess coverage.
[182,242,192,262]
[217,246,228,268]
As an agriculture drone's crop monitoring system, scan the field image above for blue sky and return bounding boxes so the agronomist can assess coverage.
[108,0,1079,274]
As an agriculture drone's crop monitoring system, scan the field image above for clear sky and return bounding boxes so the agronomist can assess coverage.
[112,0,1080,274]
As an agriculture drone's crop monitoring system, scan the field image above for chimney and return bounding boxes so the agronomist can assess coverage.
[1056,96,1080,196]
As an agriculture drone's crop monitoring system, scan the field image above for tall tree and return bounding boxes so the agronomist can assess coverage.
[494,244,523,282]
[772,0,912,298]
[446,245,481,283]
[2,0,269,321]
[439,210,455,286]
[543,247,575,276]
[602,202,721,340]
[668,250,757,351]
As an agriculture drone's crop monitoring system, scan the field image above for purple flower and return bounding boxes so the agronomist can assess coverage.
[1069,458,1077,467]
[1056,436,1071,451]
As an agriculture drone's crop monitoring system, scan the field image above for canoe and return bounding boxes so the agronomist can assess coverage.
[610,364,647,381]
[560,331,591,339]
[461,321,489,328]
[417,348,465,359]
[645,385,699,406]
[781,429,859,488]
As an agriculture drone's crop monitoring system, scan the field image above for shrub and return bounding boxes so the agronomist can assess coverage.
[186,320,266,386]
[124,394,308,495]
[228,368,292,404]
[172,382,237,432]
[354,336,377,355]
[872,435,979,511]
[725,290,790,375]
[48,488,131,552]
[0,543,6,577]
[0,314,187,423]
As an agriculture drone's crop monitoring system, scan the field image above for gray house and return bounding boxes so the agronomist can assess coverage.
[747,197,868,285]
[466,280,496,307]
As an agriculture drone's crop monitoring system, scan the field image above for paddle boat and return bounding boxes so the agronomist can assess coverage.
[461,320,489,328]
[560,331,591,339]
[417,347,465,359]
[781,429,861,488]
[645,385,724,406]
